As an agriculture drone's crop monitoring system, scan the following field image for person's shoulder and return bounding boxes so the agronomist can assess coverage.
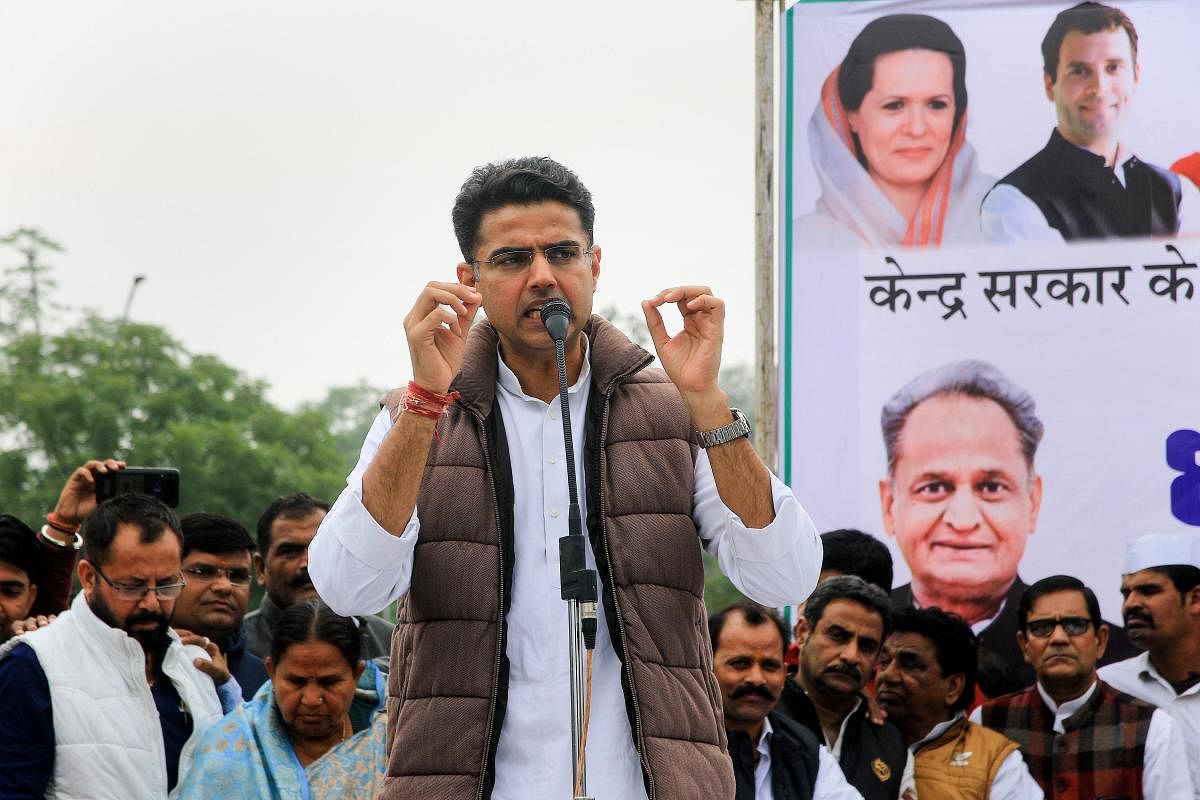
[769,709,823,752]
[0,639,43,672]
[978,684,1039,713]
[1099,678,1159,715]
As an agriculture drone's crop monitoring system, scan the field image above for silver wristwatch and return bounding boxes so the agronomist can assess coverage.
[697,408,752,449]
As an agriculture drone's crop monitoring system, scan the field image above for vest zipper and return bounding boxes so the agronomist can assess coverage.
[596,389,656,800]
[475,420,506,800]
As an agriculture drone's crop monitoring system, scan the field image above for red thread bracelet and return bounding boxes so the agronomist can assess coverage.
[401,381,460,420]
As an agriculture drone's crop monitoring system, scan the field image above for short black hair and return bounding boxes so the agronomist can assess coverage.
[0,514,39,581]
[1042,2,1138,83]
[803,575,893,639]
[820,529,894,594]
[451,156,596,263]
[1149,565,1200,600]
[709,600,788,658]
[270,598,362,670]
[1018,575,1102,631]
[81,494,182,568]
[890,606,977,712]
[256,493,329,556]
[837,14,968,167]
[180,512,255,559]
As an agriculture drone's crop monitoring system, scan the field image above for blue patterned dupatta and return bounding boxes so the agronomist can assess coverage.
[177,662,387,800]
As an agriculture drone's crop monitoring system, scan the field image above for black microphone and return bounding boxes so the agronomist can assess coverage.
[540,298,572,342]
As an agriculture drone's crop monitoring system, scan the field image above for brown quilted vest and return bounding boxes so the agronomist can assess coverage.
[380,316,735,800]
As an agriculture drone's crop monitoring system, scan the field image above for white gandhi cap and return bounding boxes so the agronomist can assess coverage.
[1124,533,1200,574]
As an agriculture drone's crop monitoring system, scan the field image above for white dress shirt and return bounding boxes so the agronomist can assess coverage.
[981,140,1200,243]
[310,343,823,800]
[922,711,1044,800]
[1100,653,1200,798]
[754,716,864,800]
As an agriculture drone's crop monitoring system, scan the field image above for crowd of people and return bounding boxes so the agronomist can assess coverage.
[2,471,1197,800]
[0,148,1196,800]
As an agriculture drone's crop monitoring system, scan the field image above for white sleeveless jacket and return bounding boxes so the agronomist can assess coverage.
[0,592,224,799]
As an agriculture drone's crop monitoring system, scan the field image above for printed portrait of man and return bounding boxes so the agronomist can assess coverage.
[878,359,1136,695]
[980,1,1200,243]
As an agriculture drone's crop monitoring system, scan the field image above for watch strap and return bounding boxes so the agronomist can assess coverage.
[697,408,751,449]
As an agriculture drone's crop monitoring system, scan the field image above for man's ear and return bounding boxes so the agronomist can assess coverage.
[795,616,811,648]
[457,262,477,288]
[1026,473,1044,535]
[945,673,966,709]
[77,559,96,599]
[1185,586,1200,618]
[1095,622,1110,661]
[879,479,897,537]
[1017,630,1032,665]
[265,656,274,681]
[1043,70,1055,102]
[254,552,267,589]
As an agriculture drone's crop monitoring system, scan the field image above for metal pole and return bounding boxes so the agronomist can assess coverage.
[753,0,778,472]
[122,275,146,323]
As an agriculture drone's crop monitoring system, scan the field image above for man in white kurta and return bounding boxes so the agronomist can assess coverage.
[309,156,823,799]
[1099,533,1200,798]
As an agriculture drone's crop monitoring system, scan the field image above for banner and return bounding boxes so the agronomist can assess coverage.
[782,0,1200,694]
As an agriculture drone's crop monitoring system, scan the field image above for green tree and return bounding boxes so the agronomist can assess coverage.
[0,315,349,527]
[1,227,63,341]
[300,380,389,471]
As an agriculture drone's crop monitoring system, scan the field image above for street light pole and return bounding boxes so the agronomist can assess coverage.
[122,275,146,323]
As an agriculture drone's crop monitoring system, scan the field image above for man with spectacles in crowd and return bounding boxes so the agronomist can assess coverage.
[0,494,238,799]
[172,511,268,700]
[974,575,1193,799]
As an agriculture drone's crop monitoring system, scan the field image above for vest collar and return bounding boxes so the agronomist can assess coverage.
[913,710,968,753]
[1036,680,1099,734]
[452,315,653,420]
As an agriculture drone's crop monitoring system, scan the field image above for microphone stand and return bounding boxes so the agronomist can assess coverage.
[543,301,598,800]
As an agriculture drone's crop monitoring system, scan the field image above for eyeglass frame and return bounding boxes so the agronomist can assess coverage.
[183,564,253,586]
[469,243,594,271]
[1024,615,1094,639]
[92,562,187,601]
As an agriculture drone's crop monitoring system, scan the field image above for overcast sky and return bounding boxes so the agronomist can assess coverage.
[0,1,762,409]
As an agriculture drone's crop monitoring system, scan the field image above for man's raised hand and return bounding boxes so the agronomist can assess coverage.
[642,286,725,403]
[53,459,127,529]
[402,282,482,393]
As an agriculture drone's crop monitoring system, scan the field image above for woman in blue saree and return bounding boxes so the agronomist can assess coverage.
[177,600,386,800]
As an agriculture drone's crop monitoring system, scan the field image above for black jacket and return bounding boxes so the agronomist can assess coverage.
[992,128,1182,240]
[777,678,907,800]
[728,711,821,800]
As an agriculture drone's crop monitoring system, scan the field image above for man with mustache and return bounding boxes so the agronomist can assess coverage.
[875,606,1041,799]
[1099,533,1200,797]
[171,512,268,700]
[0,494,234,798]
[976,575,1192,799]
[243,492,392,661]
[710,601,861,799]
[981,2,1200,242]
[779,576,913,800]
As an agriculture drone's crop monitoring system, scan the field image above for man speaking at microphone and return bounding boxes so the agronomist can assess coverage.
[309,156,823,800]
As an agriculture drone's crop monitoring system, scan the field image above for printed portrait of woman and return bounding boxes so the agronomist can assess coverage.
[796,14,994,248]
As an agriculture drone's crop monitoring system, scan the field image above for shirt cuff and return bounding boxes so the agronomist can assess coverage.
[720,474,812,563]
[326,484,420,570]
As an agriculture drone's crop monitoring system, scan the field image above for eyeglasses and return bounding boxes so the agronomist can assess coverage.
[1025,616,1093,639]
[93,563,187,601]
[184,565,253,585]
[471,244,593,271]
